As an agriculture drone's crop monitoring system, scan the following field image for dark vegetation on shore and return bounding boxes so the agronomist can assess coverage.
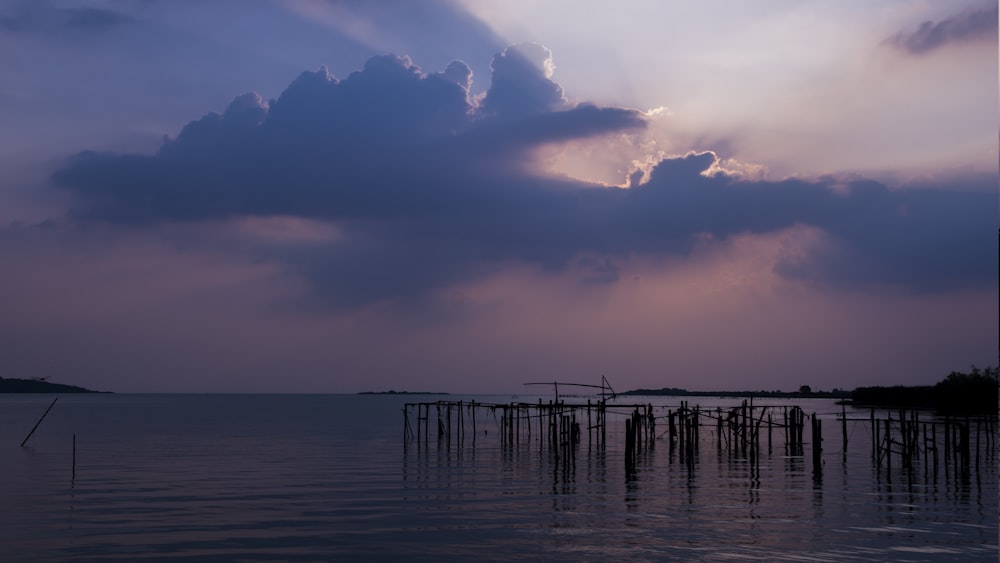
[0,377,104,393]
[850,366,998,415]
[622,366,997,415]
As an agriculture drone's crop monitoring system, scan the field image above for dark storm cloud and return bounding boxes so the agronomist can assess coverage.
[52,49,999,306]
[625,156,997,290]
[886,4,998,54]
[773,176,999,290]
[53,49,645,225]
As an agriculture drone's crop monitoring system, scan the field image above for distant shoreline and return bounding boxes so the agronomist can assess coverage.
[619,388,850,400]
[0,377,106,394]
[357,390,449,395]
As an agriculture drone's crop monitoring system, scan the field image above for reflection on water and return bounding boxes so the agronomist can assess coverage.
[0,394,995,562]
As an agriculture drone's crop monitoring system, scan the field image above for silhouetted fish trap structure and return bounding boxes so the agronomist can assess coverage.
[862,407,997,480]
[402,384,997,483]
[403,379,623,454]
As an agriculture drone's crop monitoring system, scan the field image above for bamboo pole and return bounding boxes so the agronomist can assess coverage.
[21,398,58,447]
[870,409,876,461]
[841,403,848,453]
[812,414,822,477]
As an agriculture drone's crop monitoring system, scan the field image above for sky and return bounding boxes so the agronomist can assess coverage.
[0,0,997,393]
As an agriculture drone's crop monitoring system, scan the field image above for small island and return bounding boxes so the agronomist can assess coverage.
[0,377,105,394]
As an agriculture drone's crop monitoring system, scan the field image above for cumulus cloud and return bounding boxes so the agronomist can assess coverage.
[479,43,565,118]
[51,47,999,307]
[886,4,999,55]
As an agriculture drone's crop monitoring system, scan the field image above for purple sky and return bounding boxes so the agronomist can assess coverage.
[0,1,997,393]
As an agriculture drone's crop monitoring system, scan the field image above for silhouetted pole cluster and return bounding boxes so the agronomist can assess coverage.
[406,399,612,454]
[587,399,609,451]
[785,406,806,456]
[404,399,995,486]
[866,408,995,481]
[624,404,655,475]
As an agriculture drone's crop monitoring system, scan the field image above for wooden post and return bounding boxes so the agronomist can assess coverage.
[668,410,676,445]
[515,404,520,446]
[72,433,77,482]
[625,418,634,472]
[538,400,544,454]
[959,421,970,472]
[789,407,797,456]
[647,404,655,450]
[526,403,531,443]
[715,407,722,449]
[976,418,981,470]
[944,416,951,468]
[21,398,58,447]
[415,404,420,444]
[930,420,937,478]
[741,400,748,456]
[841,403,848,453]
[899,411,908,469]
[872,418,882,469]
[575,416,580,446]
[768,413,773,454]
[883,413,892,472]
[870,409,876,461]
[510,405,516,446]
[601,400,607,448]
[923,421,929,481]
[694,406,700,451]
[784,407,789,455]
[812,415,822,478]
[587,400,592,447]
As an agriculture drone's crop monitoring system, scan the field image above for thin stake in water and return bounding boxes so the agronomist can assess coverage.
[21,398,58,447]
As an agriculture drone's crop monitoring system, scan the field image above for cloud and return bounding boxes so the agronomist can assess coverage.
[51,48,999,308]
[479,43,565,118]
[52,48,645,224]
[886,4,999,55]
[0,2,133,35]
[283,0,505,91]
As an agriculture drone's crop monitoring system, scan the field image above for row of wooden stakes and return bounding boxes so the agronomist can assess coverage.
[403,399,996,481]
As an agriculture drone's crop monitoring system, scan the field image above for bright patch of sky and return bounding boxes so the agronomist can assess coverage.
[460,0,998,179]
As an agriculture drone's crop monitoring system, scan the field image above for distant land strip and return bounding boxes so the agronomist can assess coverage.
[358,390,449,395]
[620,388,849,399]
[622,366,997,416]
[0,378,106,393]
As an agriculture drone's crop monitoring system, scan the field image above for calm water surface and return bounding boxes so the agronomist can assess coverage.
[0,394,996,561]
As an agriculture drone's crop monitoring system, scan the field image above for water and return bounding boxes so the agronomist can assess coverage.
[0,394,995,561]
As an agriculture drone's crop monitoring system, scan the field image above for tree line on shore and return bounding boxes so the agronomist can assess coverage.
[620,366,997,415]
[850,365,998,415]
